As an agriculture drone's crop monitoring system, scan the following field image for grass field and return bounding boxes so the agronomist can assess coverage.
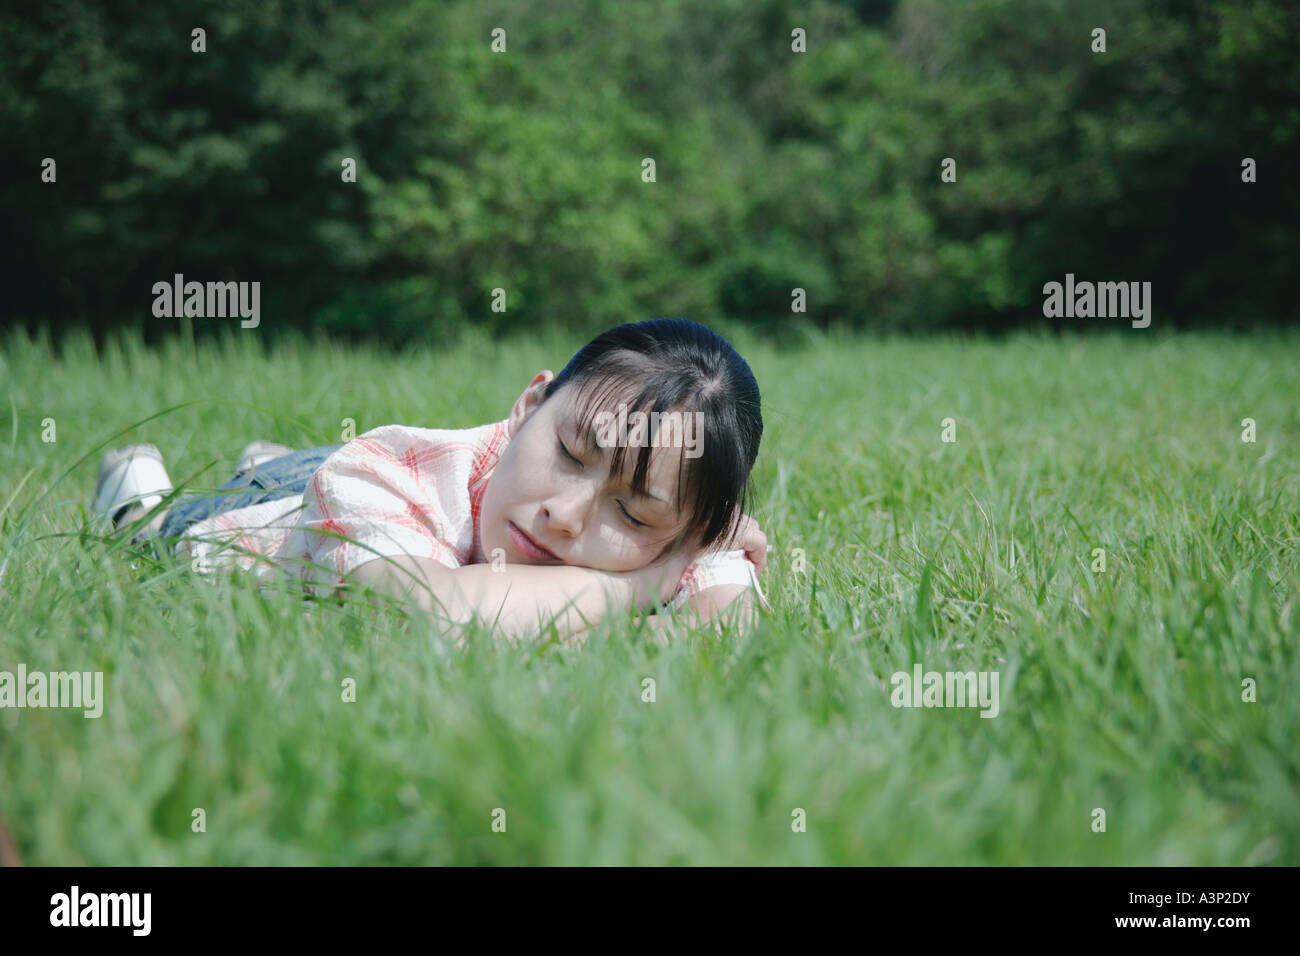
[1,323,1297,865]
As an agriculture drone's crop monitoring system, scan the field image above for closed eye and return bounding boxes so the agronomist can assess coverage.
[557,438,581,466]
[617,501,647,529]
[560,434,647,529]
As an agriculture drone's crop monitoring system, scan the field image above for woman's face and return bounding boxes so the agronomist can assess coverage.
[478,371,694,572]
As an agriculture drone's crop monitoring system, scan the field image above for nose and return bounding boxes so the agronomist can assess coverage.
[542,483,594,538]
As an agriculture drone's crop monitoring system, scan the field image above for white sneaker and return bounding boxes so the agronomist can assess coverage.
[95,444,174,530]
[236,440,294,474]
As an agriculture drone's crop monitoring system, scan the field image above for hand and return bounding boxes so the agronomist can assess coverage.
[623,535,702,612]
[726,511,767,575]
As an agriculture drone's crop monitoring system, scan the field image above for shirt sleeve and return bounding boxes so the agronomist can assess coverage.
[665,549,770,614]
[282,425,471,595]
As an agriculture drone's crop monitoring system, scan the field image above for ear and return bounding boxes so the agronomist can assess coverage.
[507,370,555,438]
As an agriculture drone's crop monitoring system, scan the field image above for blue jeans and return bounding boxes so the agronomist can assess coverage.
[152,445,345,542]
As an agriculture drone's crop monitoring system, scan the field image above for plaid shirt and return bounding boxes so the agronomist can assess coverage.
[178,420,767,612]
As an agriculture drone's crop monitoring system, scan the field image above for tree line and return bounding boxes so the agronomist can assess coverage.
[2,0,1295,347]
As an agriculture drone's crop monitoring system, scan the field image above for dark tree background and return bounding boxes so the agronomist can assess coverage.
[2,0,1296,348]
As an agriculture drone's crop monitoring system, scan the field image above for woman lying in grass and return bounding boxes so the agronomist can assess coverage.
[95,318,769,642]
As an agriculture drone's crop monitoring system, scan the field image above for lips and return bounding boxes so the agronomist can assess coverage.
[508,522,561,563]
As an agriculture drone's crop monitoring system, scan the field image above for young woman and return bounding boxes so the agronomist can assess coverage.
[95,318,769,641]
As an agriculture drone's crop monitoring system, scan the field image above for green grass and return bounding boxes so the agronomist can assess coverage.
[1,322,1297,865]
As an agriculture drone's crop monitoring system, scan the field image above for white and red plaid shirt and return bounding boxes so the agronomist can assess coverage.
[177,420,768,612]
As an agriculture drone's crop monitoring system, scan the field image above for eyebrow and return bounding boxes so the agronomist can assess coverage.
[572,420,673,509]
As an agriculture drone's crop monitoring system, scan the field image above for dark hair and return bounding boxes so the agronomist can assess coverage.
[540,318,762,557]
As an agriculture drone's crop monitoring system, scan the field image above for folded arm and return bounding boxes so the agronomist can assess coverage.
[341,555,639,645]
[341,555,762,645]
[339,512,768,645]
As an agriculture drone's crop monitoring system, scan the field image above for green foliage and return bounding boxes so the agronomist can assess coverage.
[1,0,1296,344]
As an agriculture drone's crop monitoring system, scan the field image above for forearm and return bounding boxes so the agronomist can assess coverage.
[347,556,635,642]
